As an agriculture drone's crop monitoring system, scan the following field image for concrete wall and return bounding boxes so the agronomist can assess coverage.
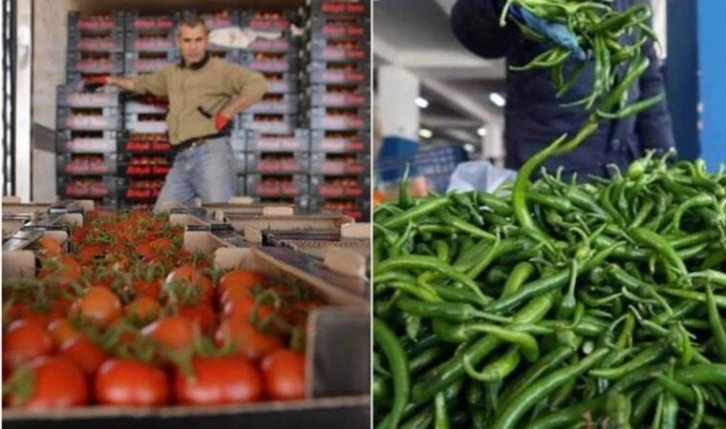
[32,0,67,201]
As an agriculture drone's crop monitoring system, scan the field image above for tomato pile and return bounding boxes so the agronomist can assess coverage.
[3,211,325,410]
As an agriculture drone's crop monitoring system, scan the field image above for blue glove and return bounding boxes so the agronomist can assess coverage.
[509,5,587,61]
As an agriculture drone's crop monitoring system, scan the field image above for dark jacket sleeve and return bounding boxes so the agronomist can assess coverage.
[450,0,520,59]
[634,6,675,152]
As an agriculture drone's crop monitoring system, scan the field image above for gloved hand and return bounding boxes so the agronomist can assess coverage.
[509,5,587,61]
[83,76,109,91]
[214,112,231,131]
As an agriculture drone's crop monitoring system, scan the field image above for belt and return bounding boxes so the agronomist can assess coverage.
[173,132,228,154]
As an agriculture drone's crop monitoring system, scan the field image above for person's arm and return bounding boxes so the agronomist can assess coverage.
[106,77,136,92]
[213,64,268,129]
[450,0,520,59]
[93,69,168,96]
[634,11,675,154]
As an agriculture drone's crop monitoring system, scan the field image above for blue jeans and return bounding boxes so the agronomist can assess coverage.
[153,136,238,212]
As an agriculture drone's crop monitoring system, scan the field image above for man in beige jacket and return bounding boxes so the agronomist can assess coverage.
[87,13,267,211]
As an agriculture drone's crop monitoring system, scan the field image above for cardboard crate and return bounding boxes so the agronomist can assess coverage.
[306,39,370,62]
[239,52,298,73]
[56,136,117,154]
[2,229,369,428]
[307,0,370,16]
[307,15,369,40]
[305,107,369,131]
[309,198,370,222]
[125,31,176,52]
[272,223,370,261]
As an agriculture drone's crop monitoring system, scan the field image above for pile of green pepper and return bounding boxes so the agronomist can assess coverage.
[373,2,726,428]
[374,154,726,428]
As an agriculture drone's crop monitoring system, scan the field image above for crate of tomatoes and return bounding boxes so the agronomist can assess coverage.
[2,211,369,428]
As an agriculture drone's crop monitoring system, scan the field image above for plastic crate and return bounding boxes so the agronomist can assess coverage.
[124,100,168,114]
[414,145,468,193]
[248,36,296,53]
[56,153,119,176]
[230,133,246,152]
[67,29,124,52]
[306,107,369,130]
[120,134,172,153]
[194,10,241,30]
[309,197,370,221]
[237,113,296,134]
[245,129,309,152]
[246,152,310,174]
[68,11,125,32]
[308,15,369,39]
[56,136,117,154]
[246,175,310,197]
[125,11,179,31]
[125,113,168,134]
[310,153,370,175]
[239,10,297,30]
[307,0,370,16]
[124,51,177,74]
[247,93,299,114]
[307,39,370,62]
[307,84,370,107]
[310,130,369,153]
[66,52,124,74]
[57,107,123,131]
[306,60,370,84]
[239,52,297,73]
[125,31,176,52]
[56,85,120,108]
[120,154,172,177]
[310,175,370,198]
[57,175,119,199]
[119,178,165,200]
[263,72,298,94]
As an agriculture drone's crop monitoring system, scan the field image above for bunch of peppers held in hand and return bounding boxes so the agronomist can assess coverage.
[373,1,726,429]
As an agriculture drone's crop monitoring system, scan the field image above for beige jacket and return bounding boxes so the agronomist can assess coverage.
[132,56,267,145]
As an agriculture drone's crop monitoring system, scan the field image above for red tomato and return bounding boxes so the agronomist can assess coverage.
[47,318,81,347]
[141,316,195,351]
[217,270,263,302]
[59,336,109,376]
[133,278,162,300]
[94,359,169,406]
[2,320,54,370]
[173,356,262,405]
[215,316,283,362]
[165,265,214,305]
[37,255,82,289]
[124,296,162,323]
[5,356,88,409]
[261,349,306,401]
[68,286,122,328]
[177,304,217,335]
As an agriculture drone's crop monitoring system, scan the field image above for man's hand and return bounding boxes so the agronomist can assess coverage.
[214,112,231,131]
[83,76,109,91]
[510,6,586,61]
